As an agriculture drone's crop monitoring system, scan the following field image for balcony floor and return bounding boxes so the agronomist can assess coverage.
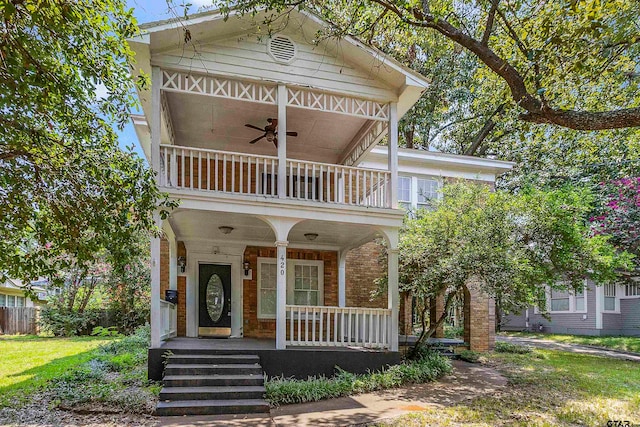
[160,336,384,352]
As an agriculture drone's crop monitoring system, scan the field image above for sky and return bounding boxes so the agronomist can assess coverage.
[116,0,214,158]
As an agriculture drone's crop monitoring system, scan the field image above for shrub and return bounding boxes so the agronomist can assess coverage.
[495,341,533,354]
[91,326,122,337]
[39,306,102,337]
[265,351,452,406]
[444,325,464,339]
[459,350,481,363]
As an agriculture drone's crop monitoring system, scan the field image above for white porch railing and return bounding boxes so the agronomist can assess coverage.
[160,300,177,341]
[285,305,392,349]
[159,145,391,208]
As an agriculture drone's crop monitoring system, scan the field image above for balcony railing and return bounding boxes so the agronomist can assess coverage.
[285,305,392,349]
[160,144,391,208]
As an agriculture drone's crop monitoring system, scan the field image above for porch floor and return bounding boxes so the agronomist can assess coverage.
[160,337,385,352]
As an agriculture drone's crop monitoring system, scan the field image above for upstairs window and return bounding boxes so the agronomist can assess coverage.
[417,178,439,209]
[625,283,640,297]
[398,176,411,210]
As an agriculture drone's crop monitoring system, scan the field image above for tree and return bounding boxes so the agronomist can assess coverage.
[0,1,176,282]
[397,182,631,346]
[218,0,640,130]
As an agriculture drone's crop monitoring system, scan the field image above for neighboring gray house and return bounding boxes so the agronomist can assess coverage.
[502,280,640,336]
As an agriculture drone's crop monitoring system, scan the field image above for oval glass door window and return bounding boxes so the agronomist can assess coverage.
[206,274,224,322]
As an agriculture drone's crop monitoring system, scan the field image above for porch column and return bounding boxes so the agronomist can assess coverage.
[338,251,347,307]
[151,66,162,182]
[388,247,399,351]
[277,84,287,199]
[275,240,288,349]
[150,215,162,348]
[388,102,398,209]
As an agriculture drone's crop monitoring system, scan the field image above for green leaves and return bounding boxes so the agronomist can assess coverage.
[0,1,175,282]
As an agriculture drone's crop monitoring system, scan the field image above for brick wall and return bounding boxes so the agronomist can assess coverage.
[345,241,387,308]
[242,246,338,338]
[463,282,496,351]
[160,238,169,298]
[177,276,186,336]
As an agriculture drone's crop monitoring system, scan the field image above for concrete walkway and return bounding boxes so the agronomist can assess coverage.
[157,360,507,426]
[497,335,640,362]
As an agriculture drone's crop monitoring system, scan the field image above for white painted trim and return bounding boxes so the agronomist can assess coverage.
[338,251,347,307]
[188,252,244,338]
[388,103,398,209]
[595,285,603,329]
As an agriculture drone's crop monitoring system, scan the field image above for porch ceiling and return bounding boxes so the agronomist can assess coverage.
[165,92,369,164]
[168,209,380,250]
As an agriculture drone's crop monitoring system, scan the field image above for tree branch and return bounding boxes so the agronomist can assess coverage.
[481,0,500,46]
[464,104,505,156]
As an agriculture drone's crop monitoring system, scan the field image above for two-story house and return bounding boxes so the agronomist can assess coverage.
[129,8,513,416]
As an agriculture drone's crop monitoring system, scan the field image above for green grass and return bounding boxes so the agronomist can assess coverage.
[0,335,114,406]
[266,351,452,406]
[504,331,640,353]
[377,349,640,427]
[0,327,158,414]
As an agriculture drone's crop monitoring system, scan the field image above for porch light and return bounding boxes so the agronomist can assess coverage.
[243,261,250,276]
[177,256,186,273]
[304,233,319,241]
[218,226,234,235]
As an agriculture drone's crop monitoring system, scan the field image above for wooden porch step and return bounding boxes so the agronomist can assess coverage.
[164,363,263,376]
[166,354,260,364]
[162,374,264,387]
[155,398,269,416]
[159,385,265,401]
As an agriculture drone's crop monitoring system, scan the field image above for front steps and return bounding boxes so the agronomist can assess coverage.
[156,353,270,416]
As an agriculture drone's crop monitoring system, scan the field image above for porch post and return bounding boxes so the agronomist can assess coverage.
[388,102,398,209]
[150,215,162,348]
[388,247,400,351]
[277,84,287,199]
[151,66,162,182]
[338,251,347,307]
[275,240,288,349]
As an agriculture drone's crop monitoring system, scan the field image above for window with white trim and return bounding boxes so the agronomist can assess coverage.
[625,283,640,297]
[16,296,25,307]
[604,284,616,311]
[257,260,277,319]
[550,289,570,312]
[0,294,5,307]
[257,258,324,318]
[417,178,439,209]
[398,176,411,210]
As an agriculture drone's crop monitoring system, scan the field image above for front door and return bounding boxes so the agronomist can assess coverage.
[198,264,232,337]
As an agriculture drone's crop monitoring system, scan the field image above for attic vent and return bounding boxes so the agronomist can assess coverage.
[268,35,297,64]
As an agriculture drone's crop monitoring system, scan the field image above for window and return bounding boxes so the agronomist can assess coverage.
[604,284,616,311]
[16,296,25,307]
[293,264,319,305]
[5,295,15,307]
[258,259,325,318]
[575,287,585,311]
[550,289,570,311]
[625,283,640,297]
[398,176,411,210]
[257,260,277,319]
[0,294,5,307]
[417,178,439,208]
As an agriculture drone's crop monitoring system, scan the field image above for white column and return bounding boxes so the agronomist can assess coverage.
[338,251,347,307]
[151,67,162,185]
[388,247,399,351]
[150,215,162,348]
[277,84,287,199]
[275,240,288,349]
[595,285,603,330]
[169,238,177,290]
[388,102,398,209]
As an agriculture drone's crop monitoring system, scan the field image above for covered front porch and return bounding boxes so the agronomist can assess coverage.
[151,209,402,357]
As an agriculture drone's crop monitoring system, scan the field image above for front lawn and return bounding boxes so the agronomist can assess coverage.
[503,331,640,353]
[0,326,158,423]
[0,334,114,406]
[378,349,640,426]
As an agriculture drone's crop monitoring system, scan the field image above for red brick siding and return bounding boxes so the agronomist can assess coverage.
[345,241,387,308]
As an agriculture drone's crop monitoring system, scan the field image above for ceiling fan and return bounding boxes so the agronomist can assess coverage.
[244,118,298,148]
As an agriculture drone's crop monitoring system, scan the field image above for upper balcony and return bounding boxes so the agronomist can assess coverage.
[159,144,391,209]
